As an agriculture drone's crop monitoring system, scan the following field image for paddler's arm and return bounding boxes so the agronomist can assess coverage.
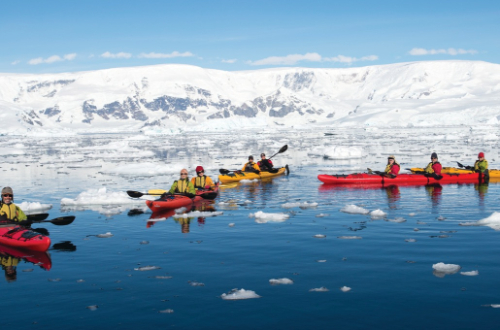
[168,181,178,194]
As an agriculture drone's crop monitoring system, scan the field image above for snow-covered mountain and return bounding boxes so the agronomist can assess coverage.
[1,60,500,134]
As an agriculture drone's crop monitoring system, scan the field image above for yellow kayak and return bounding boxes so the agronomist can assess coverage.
[409,167,500,178]
[218,166,289,184]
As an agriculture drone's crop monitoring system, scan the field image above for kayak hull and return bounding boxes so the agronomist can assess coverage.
[0,226,51,252]
[411,167,500,178]
[146,187,219,212]
[218,167,287,183]
[318,173,487,185]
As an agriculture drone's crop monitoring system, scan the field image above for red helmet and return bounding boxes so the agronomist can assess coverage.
[195,166,204,172]
[478,152,485,158]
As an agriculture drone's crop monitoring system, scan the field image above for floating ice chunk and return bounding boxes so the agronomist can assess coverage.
[340,286,351,292]
[159,309,174,314]
[315,213,329,218]
[409,213,416,216]
[322,146,363,160]
[281,202,318,209]
[173,211,223,218]
[228,223,235,227]
[48,278,61,282]
[437,216,446,221]
[413,228,420,231]
[313,234,326,238]
[269,278,293,285]
[134,266,161,271]
[240,179,259,184]
[370,209,386,219]
[76,279,85,283]
[139,241,149,245]
[18,202,53,214]
[387,217,406,223]
[316,260,327,262]
[189,281,205,286]
[175,207,188,214]
[341,204,369,215]
[338,236,362,239]
[61,187,148,206]
[461,270,479,276]
[461,212,500,230]
[309,287,329,292]
[249,211,289,223]
[152,276,172,279]
[405,238,417,243]
[221,288,261,300]
[488,304,500,308]
[432,262,461,277]
[96,232,113,238]
[87,305,98,311]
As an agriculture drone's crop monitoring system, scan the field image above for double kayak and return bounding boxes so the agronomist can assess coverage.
[0,225,51,252]
[218,166,289,184]
[0,243,52,270]
[146,186,219,212]
[410,167,500,178]
[318,173,488,185]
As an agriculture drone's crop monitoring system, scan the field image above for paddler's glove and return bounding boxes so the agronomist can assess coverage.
[465,166,474,171]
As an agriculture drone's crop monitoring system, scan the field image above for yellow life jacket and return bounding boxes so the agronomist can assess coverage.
[0,203,27,221]
[194,176,207,189]
[474,159,488,172]
[384,161,400,174]
[425,161,440,174]
[175,179,189,193]
[1,256,19,267]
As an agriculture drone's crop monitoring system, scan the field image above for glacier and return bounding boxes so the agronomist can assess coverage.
[0,60,500,134]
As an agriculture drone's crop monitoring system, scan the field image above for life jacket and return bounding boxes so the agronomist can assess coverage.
[174,179,190,193]
[474,159,488,172]
[194,176,207,189]
[1,255,19,267]
[244,162,257,172]
[258,159,272,171]
[0,203,26,222]
[425,161,440,174]
[384,161,400,174]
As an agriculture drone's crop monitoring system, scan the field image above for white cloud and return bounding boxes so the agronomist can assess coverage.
[222,59,237,64]
[249,53,322,66]
[137,51,193,59]
[409,48,478,56]
[11,60,20,65]
[28,53,77,65]
[100,51,132,59]
[249,52,378,66]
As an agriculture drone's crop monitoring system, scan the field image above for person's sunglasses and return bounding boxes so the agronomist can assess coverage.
[197,171,204,174]
[180,173,188,175]
[2,194,12,197]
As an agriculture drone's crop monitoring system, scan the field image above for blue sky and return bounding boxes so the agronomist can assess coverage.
[1,0,499,73]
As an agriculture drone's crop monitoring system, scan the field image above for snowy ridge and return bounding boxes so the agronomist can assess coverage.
[1,60,500,134]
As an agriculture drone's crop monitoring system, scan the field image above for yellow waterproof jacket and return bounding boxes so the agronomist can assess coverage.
[169,178,196,194]
[474,159,488,173]
[242,162,260,172]
[191,175,215,189]
[0,203,27,222]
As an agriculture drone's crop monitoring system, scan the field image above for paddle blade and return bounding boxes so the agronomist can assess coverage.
[45,216,75,226]
[127,190,144,198]
[278,145,288,154]
[27,213,49,221]
[285,165,290,176]
[219,169,231,175]
[148,189,167,195]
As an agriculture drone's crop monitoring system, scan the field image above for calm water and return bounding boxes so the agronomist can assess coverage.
[2,128,500,329]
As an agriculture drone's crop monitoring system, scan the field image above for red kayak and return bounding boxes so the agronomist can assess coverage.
[0,226,51,252]
[146,187,219,212]
[0,243,52,270]
[318,173,487,185]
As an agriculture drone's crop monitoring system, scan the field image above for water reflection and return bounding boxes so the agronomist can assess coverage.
[148,201,217,233]
[425,184,442,212]
[0,244,52,282]
[51,241,77,252]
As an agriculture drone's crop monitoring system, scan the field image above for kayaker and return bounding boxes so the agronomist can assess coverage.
[168,169,196,197]
[384,155,400,178]
[191,166,215,190]
[424,153,442,179]
[242,156,260,173]
[474,152,488,174]
[0,187,27,223]
[258,153,274,171]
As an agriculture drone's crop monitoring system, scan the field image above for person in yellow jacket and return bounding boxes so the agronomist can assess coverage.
[191,166,215,190]
[242,156,260,173]
[168,169,196,197]
[474,152,488,173]
[1,255,19,282]
[0,187,27,222]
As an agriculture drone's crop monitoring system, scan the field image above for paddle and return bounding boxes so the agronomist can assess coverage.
[27,213,49,221]
[268,145,288,160]
[456,161,473,170]
[127,190,193,199]
[1,215,75,226]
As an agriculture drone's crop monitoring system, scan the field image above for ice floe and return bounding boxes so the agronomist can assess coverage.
[221,288,261,300]
[61,187,150,206]
[269,278,293,285]
[159,309,174,314]
[309,287,329,292]
[134,266,161,271]
[239,179,259,184]
[432,262,461,277]
[315,213,329,218]
[313,234,326,238]
[281,202,318,209]
[249,211,290,223]
[18,202,52,214]
[386,217,406,223]
[340,204,370,215]
[340,286,351,292]
[338,236,362,239]
[370,209,386,219]
[405,238,417,243]
[460,270,479,276]
[173,211,223,218]
[460,212,500,230]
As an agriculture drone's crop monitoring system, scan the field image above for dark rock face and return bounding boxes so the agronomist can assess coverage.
[27,80,75,93]
[22,110,43,126]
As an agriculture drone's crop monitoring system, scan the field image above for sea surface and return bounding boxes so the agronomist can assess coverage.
[1,127,500,329]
